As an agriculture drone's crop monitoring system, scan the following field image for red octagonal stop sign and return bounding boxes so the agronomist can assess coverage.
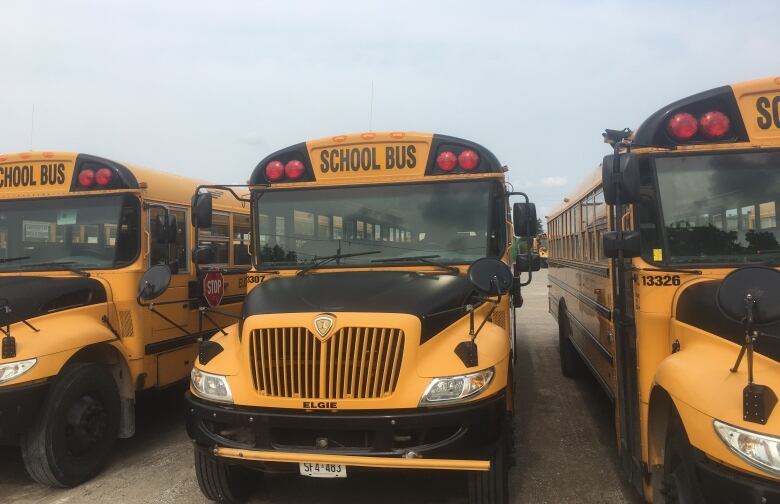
[202,271,225,307]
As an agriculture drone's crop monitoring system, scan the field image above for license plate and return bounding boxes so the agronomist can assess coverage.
[299,462,347,478]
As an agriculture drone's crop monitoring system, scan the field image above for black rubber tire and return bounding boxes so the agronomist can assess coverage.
[558,307,586,378]
[468,436,509,504]
[21,363,120,487]
[661,414,705,504]
[194,445,258,503]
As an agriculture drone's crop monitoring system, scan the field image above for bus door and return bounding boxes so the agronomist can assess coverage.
[146,204,193,385]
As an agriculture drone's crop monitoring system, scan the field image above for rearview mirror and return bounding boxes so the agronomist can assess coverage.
[193,245,216,265]
[154,214,178,244]
[603,230,641,259]
[717,266,780,325]
[468,257,513,296]
[515,253,541,273]
[602,153,640,205]
[513,202,538,237]
[191,192,213,228]
[137,264,172,302]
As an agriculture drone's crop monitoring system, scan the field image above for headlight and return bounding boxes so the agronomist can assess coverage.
[0,358,37,384]
[420,368,494,406]
[714,419,780,476]
[191,367,233,403]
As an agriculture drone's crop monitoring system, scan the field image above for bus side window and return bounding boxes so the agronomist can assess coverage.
[149,206,188,273]
[232,214,251,266]
[198,212,230,265]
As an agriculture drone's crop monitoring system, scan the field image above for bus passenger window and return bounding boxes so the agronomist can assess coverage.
[232,214,251,266]
[198,213,230,265]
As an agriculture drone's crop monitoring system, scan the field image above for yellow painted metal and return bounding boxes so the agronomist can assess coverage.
[215,447,490,471]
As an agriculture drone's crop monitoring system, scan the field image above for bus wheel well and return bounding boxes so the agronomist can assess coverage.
[648,386,676,501]
[65,343,135,439]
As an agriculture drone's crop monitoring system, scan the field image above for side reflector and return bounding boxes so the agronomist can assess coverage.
[700,111,730,139]
[458,150,480,170]
[667,112,698,140]
[436,151,457,171]
[78,169,96,187]
[265,161,285,181]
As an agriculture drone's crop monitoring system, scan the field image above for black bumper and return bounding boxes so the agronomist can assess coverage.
[186,391,506,469]
[0,380,49,445]
[694,449,780,503]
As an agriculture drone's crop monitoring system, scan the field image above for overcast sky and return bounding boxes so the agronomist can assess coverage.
[2,0,778,221]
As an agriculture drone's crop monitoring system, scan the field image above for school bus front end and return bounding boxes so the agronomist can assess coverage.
[186,132,537,504]
[0,152,248,488]
[551,78,780,503]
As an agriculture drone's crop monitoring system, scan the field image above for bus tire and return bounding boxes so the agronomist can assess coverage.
[194,445,258,503]
[558,308,585,378]
[467,435,509,504]
[20,363,120,487]
[661,414,704,504]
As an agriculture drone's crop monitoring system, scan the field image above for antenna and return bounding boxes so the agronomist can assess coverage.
[368,80,374,131]
[29,104,35,151]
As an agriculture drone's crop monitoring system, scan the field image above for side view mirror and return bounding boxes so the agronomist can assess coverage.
[193,245,216,265]
[191,192,213,229]
[717,266,780,326]
[515,253,541,273]
[154,214,178,244]
[513,202,538,238]
[603,230,641,259]
[137,264,172,302]
[468,257,513,296]
[602,153,640,205]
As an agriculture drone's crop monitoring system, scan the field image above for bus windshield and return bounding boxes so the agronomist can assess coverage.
[641,151,780,265]
[0,194,141,271]
[254,180,501,268]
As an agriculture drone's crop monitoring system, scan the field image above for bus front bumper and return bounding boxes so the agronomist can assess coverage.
[185,391,506,472]
[0,380,49,445]
[694,448,780,503]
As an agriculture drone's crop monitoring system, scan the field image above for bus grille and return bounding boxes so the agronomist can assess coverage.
[248,327,405,399]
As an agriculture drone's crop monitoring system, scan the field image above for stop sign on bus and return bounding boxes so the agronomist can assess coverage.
[202,271,224,307]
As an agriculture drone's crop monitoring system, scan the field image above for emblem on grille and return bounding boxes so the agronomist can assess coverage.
[313,314,335,339]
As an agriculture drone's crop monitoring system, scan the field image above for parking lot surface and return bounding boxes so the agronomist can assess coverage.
[0,270,641,503]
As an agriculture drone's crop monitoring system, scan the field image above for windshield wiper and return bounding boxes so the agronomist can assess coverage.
[297,251,381,276]
[22,262,91,277]
[371,254,460,274]
[0,256,30,264]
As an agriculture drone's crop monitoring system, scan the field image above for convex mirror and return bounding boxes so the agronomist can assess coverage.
[717,266,780,325]
[137,264,172,302]
[468,257,513,296]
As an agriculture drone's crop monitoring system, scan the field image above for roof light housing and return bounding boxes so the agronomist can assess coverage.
[633,85,749,147]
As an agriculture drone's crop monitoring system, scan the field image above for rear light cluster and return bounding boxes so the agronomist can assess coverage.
[265,159,305,182]
[435,149,481,172]
[77,167,114,188]
[667,110,731,141]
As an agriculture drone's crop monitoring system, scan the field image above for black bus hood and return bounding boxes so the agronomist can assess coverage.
[242,271,476,343]
[0,276,107,326]
[676,279,780,363]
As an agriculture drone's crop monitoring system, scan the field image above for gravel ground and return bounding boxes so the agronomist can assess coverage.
[0,270,642,503]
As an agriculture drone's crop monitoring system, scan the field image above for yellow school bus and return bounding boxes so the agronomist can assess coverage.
[532,233,548,267]
[0,151,250,487]
[175,132,539,504]
[548,77,780,502]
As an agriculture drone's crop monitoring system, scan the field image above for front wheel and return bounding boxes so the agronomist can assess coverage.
[468,436,509,504]
[194,446,259,503]
[661,414,705,504]
[21,363,120,487]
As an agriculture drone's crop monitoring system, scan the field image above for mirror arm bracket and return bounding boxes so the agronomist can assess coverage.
[200,308,228,336]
